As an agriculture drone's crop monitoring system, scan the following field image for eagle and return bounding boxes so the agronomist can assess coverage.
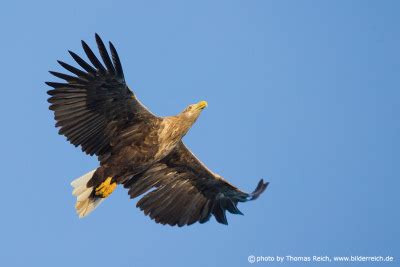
[46,34,268,226]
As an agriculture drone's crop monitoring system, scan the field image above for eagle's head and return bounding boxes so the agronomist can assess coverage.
[182,100,207,116]
[179,100,208,125]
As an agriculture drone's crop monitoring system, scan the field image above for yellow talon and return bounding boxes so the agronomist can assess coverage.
[95,177,117,198]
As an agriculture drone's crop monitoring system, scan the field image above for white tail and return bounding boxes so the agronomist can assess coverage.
[71,169,104,218]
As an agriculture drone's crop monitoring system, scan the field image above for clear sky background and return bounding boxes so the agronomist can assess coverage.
[0,1,398,266]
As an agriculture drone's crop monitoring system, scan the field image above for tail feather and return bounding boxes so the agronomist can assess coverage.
[71,169,104,218]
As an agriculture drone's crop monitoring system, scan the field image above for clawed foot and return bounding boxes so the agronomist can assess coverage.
[95,177,117,198]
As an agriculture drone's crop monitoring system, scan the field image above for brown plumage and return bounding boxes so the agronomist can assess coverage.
[47,34,269,226]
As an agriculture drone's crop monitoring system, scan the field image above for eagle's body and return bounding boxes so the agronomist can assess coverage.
[47,34,268,226]
[90,113,202,189]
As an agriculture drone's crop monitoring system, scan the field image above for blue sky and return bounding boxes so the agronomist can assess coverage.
[0,1,398,266]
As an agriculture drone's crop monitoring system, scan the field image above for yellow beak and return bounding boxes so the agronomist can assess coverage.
[196,100,208,110]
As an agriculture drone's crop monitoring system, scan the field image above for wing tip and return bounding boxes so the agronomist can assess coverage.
[95,33,104,46]
[214,214,229,225]
[248,179,269,201]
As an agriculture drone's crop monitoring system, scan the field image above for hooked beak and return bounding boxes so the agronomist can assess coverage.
[196,100,208,110]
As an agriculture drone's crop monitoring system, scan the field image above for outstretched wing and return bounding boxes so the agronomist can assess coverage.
[124,142,268,226]
[47,34,157,157]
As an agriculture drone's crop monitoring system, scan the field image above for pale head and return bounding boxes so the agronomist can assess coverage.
[181,100,207,118]
[178,100,208,127]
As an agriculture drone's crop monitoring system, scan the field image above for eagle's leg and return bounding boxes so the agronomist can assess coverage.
[95,177,117,198]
